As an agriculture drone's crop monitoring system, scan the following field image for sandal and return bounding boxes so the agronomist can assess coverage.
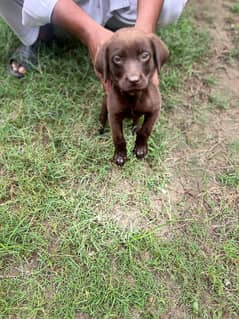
[8,43,38,78]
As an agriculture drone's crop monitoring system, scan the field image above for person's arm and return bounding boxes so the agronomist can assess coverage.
[135,1,164,86]
[51,0,113,60]
[135,0,164,33]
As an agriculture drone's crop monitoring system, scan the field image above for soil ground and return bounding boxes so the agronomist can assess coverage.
[159,1,239,316]
[162,0,239,221]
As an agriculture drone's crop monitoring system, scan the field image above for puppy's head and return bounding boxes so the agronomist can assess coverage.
[95,28,169,93]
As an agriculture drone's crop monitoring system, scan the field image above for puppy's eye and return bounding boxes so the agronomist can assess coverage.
[140,51,150,62]
[112,55,122,65]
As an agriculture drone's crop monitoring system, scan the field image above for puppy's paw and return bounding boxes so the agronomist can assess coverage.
[113,152,127,166]
[99,125,105,135]
[134,144,148,159]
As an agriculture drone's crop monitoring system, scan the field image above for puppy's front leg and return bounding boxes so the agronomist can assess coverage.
[99,95,108,134]
[108,113,127,166]
[134,110,159,159]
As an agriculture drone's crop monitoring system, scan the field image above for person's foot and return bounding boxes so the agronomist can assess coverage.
[8,44,38,78]
[11,61,27,77]
[8,24,54,78]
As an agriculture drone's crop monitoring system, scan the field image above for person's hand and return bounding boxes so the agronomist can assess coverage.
[88,27,113,92]
[152,71,159,87]
[88,27,113,64]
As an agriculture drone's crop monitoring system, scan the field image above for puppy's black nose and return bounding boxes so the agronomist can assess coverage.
[127,74,141,84]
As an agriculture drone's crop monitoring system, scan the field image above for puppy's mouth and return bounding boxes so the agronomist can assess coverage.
[119,80,149,94]
[124,88,144,96]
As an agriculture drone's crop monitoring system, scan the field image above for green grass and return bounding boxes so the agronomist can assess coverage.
[208,94,230,110]
[230,2,239,14]
[1,4,239,319]
[218,170,239,187]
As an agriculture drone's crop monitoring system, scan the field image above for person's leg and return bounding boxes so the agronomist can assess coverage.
[0,0,39,46]
[1,0,109,77]
[107,0,188,30]
[158,0,188,26]
[0,0,54,77]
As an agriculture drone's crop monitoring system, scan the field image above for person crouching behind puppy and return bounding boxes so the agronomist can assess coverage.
[0,0,188,80]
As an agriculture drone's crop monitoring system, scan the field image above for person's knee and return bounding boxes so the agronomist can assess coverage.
[158,0,187,26]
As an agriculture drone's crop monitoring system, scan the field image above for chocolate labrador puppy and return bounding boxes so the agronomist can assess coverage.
[95,28,169,166]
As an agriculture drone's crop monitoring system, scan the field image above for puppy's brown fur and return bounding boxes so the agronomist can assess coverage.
[95,28,169,166]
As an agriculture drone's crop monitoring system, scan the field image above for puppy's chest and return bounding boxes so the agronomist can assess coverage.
[113,90,157,117]
[122,94,146,118]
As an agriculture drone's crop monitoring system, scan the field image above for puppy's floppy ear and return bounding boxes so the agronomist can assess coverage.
[94,43,109,82]
[149,34,169,73]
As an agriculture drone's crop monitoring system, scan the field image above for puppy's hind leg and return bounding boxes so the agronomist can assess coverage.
[99,95,108,134]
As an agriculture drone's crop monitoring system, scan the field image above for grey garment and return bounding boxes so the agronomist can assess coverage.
[0,0,188,46]
[0,0,39,46]
[21,0,135,27]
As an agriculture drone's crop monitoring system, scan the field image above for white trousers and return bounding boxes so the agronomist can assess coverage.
[0,0,188,46]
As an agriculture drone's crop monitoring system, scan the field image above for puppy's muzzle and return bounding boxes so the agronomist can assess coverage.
[120,73,148,92]
[127,74,141,84]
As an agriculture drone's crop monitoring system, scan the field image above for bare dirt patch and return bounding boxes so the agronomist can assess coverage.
[163,0,239,213]
[156,2,239,314]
